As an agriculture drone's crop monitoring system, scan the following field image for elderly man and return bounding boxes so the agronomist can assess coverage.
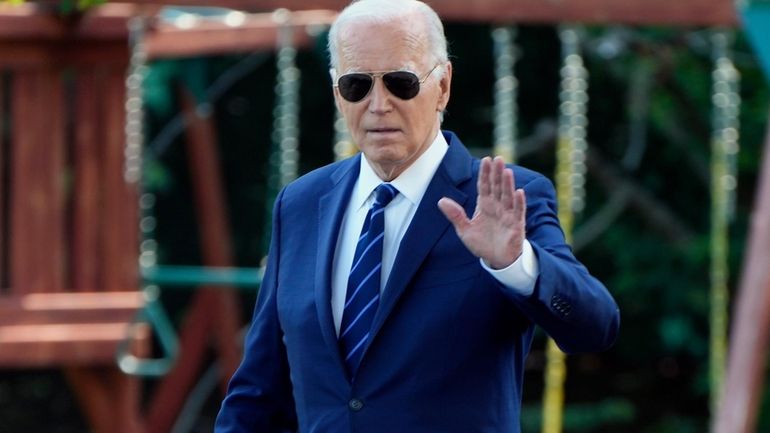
[215,1,619,432]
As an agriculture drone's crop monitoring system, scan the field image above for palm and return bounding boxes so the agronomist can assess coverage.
[438,156,526,269]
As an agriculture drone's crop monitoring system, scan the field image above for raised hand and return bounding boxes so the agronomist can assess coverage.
[438,156,527,269]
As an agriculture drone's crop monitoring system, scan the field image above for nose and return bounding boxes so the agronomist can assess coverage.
[367,77,393,114]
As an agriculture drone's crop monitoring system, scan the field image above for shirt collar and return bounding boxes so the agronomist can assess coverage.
[353,131,449,211]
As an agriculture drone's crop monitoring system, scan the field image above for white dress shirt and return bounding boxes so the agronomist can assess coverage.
[331,132,539,334]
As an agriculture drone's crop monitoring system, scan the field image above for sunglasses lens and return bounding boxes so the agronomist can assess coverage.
[382,71,420,100]
[338,73,373,102]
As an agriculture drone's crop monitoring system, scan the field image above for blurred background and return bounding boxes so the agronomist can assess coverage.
[1,1,769,433]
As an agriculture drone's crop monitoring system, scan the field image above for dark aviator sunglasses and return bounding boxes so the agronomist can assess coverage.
[334,64,440,103]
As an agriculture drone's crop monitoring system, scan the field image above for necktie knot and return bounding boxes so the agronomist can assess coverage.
[373,183,399,208]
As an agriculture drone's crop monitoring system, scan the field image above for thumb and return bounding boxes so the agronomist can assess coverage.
[438,197,470,233]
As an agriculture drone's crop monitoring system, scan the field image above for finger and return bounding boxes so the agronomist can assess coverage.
[490,156,503,200]
[478,157,491,197]
[501,168,515,210]
[513,189,527,230]
[438,197,471,233]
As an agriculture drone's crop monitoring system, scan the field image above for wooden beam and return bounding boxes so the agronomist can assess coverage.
[98,0,739,26]
[0,41,128,69]
[145,10,336,59]
[712,118,770,433]
[0,3,160,40]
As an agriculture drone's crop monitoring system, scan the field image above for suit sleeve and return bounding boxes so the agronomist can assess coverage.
[215,189,298,433]
[502,175,620,354]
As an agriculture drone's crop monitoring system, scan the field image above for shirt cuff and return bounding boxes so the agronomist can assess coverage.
[479,239,539,296]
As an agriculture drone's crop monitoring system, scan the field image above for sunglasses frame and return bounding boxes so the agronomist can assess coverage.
[334,64,441,103]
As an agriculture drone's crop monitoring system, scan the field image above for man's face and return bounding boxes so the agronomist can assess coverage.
[333,17,452,181]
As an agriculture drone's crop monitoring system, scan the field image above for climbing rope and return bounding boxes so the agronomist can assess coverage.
[542,24,589,433]
[492,26,519,163]
[709,29,740,415]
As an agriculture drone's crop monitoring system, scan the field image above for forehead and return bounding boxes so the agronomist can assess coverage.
[337,19,430,73]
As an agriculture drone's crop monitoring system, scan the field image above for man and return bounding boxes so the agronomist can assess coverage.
[215,0,619,432]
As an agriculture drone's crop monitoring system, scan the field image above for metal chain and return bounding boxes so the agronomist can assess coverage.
[125,16,147,185]
[272,9,301,188]
[557,26,589,217]
[709,28,740,416]
[491,26,519,163]
[542,24,590,433]
[263,9,301,254]
[125,16,157,273]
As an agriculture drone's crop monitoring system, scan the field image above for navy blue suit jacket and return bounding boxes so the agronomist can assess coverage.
[215,131,620,433]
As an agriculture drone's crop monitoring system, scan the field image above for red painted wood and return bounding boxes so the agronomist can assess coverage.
[0,3,143,40]
[145,10,336,59]
[146,295,213,433]
[66,366,146,433]
[0,292,143,325]
[72,69,102,291]
[179,87,242,385]
[0,291,146,366]
[101,68,137,291]
[0,78,4,291]
[0,41,128,69]
[9,70,66,293]
[94,0,739,26]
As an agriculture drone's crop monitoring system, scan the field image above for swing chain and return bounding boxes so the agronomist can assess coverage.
[711,30,741,220]
[557,26,588,217]
[492,26,519,163]
[708,28,740,415]
[125,16,148,185]
[271,9,301,188]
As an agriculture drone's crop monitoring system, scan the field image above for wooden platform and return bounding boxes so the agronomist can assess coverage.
[0,292,148,367]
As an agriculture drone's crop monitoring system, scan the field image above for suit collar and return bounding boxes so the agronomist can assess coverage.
[315,155,360,377]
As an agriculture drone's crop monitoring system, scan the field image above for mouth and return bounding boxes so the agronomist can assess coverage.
[367,128,401,134]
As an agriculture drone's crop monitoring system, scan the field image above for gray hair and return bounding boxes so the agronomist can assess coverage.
[327,0,449,73]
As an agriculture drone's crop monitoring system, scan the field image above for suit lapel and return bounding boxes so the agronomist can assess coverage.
[314,156,359,372]
[367,132,474,346]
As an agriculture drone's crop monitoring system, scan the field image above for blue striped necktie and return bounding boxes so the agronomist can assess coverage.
[339,183,399,376]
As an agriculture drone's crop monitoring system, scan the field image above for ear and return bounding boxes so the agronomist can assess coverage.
[330,68,343,112]
[436,62,452,112]
[333,86,343,113]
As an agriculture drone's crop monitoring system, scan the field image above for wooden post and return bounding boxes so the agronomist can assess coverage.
[0,73,5,290]
[66,366,145,433]
[712,117,770,433]
[9,68,66,293]
[178,87,242,384]
[72,69,102,291]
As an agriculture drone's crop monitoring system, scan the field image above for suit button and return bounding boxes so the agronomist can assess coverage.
[349,398,364,411]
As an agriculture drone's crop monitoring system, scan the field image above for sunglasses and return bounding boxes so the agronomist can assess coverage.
[334,64,440,103]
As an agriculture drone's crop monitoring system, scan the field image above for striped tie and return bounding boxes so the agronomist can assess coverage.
[339,183,399,376]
